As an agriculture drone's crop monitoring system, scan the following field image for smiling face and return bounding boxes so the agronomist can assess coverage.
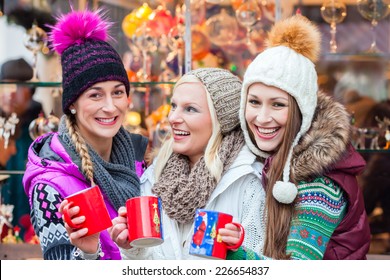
[245,83,289,153]
[168,81,213,166]
[69,81,128,150]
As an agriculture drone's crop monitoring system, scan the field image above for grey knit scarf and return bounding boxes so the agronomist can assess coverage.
[58,116,140,210]
[152,129,245,224]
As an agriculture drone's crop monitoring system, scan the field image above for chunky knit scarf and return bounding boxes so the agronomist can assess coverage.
[58,116,140,210]
[152,129,245,223]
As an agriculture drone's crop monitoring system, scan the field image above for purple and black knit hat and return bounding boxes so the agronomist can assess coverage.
[50,9,129,114]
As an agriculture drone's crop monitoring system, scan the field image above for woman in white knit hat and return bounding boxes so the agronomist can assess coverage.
[109,68,266,259]
[220,15,370,260]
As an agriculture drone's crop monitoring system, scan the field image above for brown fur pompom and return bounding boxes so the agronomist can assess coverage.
[266,15,321,63]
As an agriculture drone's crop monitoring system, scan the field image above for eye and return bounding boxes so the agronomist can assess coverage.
[113,90,125,96]
[170,102,177,110]
[88,92,102,99]
[273,102,287,108]
[248,98,260,105]
[185,106,198,113]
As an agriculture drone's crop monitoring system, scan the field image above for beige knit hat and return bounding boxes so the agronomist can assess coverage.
[188,68,242,134]
[240,15,321,204]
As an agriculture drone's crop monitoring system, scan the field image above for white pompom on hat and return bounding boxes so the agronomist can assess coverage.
[239,15,321,204]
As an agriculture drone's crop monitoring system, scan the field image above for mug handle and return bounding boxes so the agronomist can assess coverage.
[62,201,82,229]
[225,222,245,250]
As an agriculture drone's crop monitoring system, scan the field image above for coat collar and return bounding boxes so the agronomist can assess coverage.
[291,92,351,181]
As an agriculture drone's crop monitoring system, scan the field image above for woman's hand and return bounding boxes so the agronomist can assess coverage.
[59,199,100,254]
[218,223,243,250]
[108,206,132,250]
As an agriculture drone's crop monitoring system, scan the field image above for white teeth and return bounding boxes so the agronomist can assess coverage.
[97,117,115,123]
[174,130,190,136]
[257,127,278,134]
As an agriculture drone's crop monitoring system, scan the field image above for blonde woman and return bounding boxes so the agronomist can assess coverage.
[109,68,266,259]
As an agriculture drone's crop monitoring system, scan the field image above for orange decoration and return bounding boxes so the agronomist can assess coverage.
[127,70,137,82]
[231,0,245,10]
[192,30,210,61]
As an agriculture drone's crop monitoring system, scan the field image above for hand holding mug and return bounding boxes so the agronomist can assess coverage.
[62,186,112,236]
[189,209,245,259]
[60,186,112,254]
[218,223,244,250]
[59,199,100,254]
[109,206,132,250]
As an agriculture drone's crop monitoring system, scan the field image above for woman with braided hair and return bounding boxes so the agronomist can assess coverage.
[22,9,148,260]
[219,15,370,260]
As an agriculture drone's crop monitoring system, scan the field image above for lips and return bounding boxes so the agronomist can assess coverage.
[96,116,117,124]
[172,129,190,141]
[255,126,280,139]
[173,129,190,136]
[257,127,279,135]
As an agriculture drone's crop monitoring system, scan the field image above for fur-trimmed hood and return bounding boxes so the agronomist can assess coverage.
[291,92,353,181]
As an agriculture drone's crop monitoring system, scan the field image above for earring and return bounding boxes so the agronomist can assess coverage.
[70,108,76,115]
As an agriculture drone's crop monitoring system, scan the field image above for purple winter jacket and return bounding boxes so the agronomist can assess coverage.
[23,133,121,260]
[323,144,371,260]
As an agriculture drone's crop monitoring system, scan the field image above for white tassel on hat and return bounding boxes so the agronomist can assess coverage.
[272,140,299,204]
[273,181,298,204]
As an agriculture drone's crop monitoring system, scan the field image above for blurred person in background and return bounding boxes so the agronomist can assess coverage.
[0,58,42,240]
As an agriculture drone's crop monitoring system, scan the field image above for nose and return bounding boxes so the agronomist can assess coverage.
[255,107,273,124]
[168,108,183,124]
[102,96,116,112]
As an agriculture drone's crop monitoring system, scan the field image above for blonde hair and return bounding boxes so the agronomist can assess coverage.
[154,74,223,181]
[65,115,95,185]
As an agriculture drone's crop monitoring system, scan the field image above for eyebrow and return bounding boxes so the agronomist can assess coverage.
[248,93,288,101]
[88,83,125,91]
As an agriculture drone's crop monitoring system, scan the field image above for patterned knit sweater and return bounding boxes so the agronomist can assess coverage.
[227,175,347,260]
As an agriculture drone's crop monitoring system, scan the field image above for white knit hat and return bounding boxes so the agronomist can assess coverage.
[239,15,321,204]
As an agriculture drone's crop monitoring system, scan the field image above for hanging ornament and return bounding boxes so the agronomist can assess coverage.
[235,0,262,45]
[122,3,153,39]
[23,23,47,81]
[146,5,175,37]
[192,29,210,61]
[205,9,238,46]
[190,0,206,25]
[28,112,59,140]
[122,12,141,38]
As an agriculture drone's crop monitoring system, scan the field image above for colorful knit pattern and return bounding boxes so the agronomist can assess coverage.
[288,176,347,259]
[31,183,75,259]
[226,176,346,260]
[227,246,268,260]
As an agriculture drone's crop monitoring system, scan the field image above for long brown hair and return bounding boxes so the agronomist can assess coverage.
[262,95,302,259]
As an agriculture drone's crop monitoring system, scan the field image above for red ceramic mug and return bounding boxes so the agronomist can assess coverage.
[189,209,245,259]
[126,196,164,248]
[63,186,112,236]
